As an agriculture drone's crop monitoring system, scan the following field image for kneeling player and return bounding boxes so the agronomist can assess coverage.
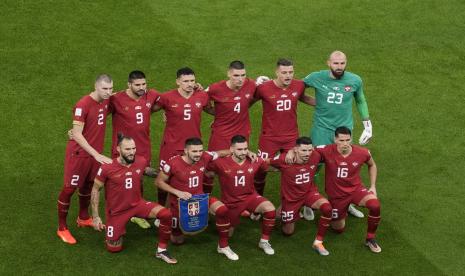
[207,135,276,255]
[155,137,239,261]
[317,127,381,253]
[270,137,332,256]
[91,134,177,264]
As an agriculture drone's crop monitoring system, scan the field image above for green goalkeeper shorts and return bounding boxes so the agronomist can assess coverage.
[310,126,335,146]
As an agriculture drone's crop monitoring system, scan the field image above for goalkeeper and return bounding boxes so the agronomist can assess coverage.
[302,50,372,218]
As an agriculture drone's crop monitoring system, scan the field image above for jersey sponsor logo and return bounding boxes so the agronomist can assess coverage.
[269,95,276,99]
[171,104,178,108]
[352,162,359,167]
[99,108,104,112]
[340,162,347,166]
[224,169,231,174]
[300,168,307,172]
[237,170,244,174]
[190,170,197,175]
[280,94,288,98]
[332,86,340,91]
[135,106,142,110]
[75,108,82,116]
[184,104,191,108]
[233,96,241,100]
[125,172,132,176]
[124,106,129,111]
[322,85,328,89]
[344,86,352,92]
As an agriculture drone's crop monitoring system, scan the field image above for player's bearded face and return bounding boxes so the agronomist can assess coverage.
[276,66,294,87]
[228,69,246,88]
[129,79,147,97]
[118,140,136,164]
[95,81,113,100]
[186,145,203,163]
[177,74,196,94]
[335,134,352,154]
[232,142,248,161]
[328,58,347,79]
[296,145,313,162]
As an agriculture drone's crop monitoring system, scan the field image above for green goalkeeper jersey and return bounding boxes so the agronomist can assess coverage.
[303,70,369,130]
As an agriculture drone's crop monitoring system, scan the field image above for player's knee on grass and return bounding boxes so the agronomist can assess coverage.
[331,220,346,234]
[282,223,295,236]
[106,238,123,253]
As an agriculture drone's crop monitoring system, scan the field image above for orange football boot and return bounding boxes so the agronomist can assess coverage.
[77,217,94,228]
[57,229,77,244]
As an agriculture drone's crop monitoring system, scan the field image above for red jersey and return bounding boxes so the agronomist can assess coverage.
[157,89,209,151]
[163,152,218,201]
[208,79,256,137]
[270,151,321,201]
[109,89,160,160]
[255,79,305,137]
[66,95,109,158]
[95,156,148,215]
[317,144,371,198]
[207,156,268,205]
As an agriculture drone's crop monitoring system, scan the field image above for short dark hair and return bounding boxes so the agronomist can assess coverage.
[296,136,312,146]
[231,135,247,145]
[117,132,134,146]
[185,137,203,147]
[335,126,352,137]
[277,58,293,67]
[177,67,195,78]
[229,60,245,70]
[128,70,146,82]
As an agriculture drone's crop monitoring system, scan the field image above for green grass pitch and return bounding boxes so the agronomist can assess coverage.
[1,0,464,275]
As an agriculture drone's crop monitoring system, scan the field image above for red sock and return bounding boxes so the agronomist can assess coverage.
[261,211,275,240]
[156,208,172,249]
[57,186,75,230]
[215,205,230,248]
[157,189,168,206]
[315,203,332,241]
[203,173,214,194]
[365,199,381,240]
[78,187,91,220]
[254,171,267,196]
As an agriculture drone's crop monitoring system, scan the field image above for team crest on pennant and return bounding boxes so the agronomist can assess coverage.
[344,86,351,92]
[178,193,209,235]
[188,201,200,216]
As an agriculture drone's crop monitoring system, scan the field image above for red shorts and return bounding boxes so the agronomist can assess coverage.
[105,200,158,241]
[226,193,268,226]
[158,147,184,170]
[63,155,100,189]
[329,186,373,220]
[208,132,250,151]
[281,187,324,224]
[170,196,219,236]
[258,135,297,159]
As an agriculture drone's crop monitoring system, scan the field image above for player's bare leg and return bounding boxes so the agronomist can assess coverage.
[310,199,332,256]
[255,201,276,255]
[148,205,177,264]
[358,194,381,253]
[210,201,238,261]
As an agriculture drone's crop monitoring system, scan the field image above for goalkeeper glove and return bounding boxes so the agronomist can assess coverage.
[359,120,372,145]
